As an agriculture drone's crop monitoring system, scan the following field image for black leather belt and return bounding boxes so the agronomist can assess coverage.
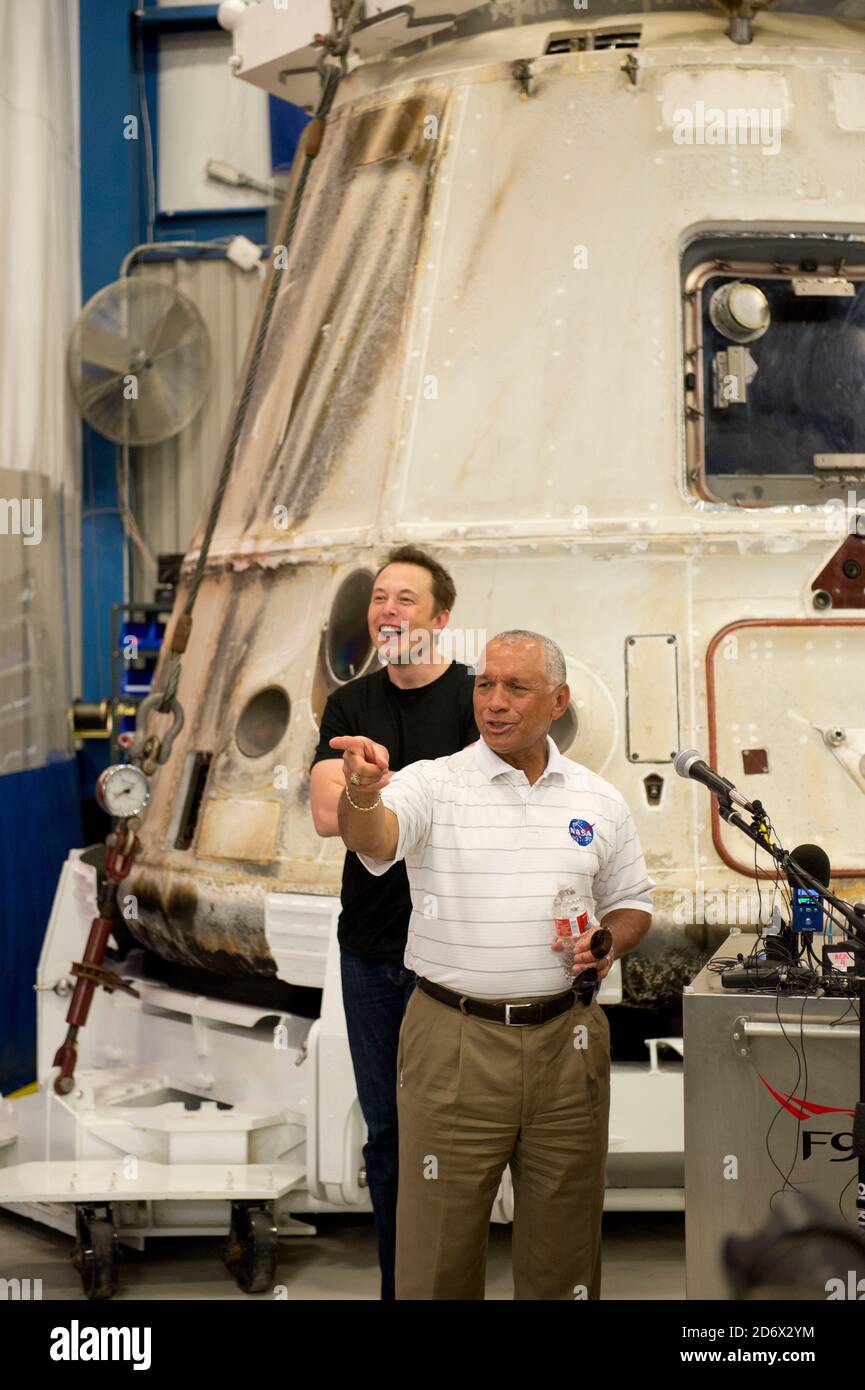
[416,975,592,1025]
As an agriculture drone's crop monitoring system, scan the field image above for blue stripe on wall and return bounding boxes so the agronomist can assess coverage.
[79,0,137,702]
[0,760,84,1095]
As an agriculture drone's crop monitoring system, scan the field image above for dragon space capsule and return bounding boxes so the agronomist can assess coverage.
[124,0,865,1003]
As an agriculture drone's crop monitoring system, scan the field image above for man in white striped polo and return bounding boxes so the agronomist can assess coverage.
[331,630,653,1300]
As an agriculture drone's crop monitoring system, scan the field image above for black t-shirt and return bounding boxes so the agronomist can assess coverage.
[311,661,478,961]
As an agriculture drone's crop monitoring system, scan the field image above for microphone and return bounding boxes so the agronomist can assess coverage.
[787,843,830,936]
[762,842,830,961]
[673,748,756,813]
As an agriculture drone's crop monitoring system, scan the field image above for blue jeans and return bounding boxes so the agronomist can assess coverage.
[340,947,416,1300]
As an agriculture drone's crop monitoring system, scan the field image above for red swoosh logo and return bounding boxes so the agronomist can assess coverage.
[758,1073,855,1121]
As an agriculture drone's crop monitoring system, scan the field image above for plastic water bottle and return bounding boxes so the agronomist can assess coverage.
[553,886,594,983]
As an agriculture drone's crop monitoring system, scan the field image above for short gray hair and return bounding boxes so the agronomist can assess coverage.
[487,630,567,689]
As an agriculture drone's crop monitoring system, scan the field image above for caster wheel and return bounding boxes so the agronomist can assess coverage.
[223,1203,278,1294]
[71,1206,119,1300]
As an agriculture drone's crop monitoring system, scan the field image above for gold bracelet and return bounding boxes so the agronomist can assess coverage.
[343,784,382,812]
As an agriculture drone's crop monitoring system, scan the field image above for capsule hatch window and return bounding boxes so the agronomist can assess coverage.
[683,234,865,506]
[311,569,377,726]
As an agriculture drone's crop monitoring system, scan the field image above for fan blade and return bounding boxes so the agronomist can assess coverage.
[79,371,128,414]
[78,327,134,374]
[83,389,133,446]
[133,367,184,444]
[144,298,197,360]
[150,332,200,367]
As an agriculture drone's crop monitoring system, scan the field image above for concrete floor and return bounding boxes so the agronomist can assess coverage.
[0,1208,685,1300]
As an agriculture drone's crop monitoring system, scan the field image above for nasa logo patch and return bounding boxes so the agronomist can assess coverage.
[569,818,594,846]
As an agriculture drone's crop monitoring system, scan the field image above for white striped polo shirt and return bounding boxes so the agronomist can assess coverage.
[358,734,654,999]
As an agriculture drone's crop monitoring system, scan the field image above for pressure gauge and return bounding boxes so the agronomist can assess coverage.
[95,763,150,819]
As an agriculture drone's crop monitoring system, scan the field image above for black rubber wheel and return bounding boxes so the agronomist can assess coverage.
[223,1205,278,1294]
[71,1211,119,1300]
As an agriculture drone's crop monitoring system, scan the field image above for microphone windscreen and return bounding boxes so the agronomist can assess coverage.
[789,843,831,888]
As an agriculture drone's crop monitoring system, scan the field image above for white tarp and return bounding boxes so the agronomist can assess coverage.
[0,0,81,766]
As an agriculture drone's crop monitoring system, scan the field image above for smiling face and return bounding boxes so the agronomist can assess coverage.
[368,561,450,664]
[473,639,570,761]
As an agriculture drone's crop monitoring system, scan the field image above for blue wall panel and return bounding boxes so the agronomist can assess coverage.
[0,761,84,1095]
[80,0,138,703]
[269,96,310,172]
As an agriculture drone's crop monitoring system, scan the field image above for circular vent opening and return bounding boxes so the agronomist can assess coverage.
[326,570,375,683]
[550,701,579,755]
[236,686,291,758]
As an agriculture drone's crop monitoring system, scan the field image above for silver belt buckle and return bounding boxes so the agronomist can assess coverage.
[505,1002,530,1026]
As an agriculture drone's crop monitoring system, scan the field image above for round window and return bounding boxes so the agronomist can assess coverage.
[550,701,579,755]
[325,569,375,683]
[236,686,291,758]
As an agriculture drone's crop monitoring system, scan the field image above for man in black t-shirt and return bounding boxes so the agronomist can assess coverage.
[310,545,477,1300]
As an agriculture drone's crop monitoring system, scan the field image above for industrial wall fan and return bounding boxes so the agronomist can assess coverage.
[68,278,211,445]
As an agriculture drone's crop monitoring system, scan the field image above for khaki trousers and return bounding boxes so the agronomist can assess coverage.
[395,982,611,1300]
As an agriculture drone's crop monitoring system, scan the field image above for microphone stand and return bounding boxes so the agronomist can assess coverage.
[716,795,865,1243]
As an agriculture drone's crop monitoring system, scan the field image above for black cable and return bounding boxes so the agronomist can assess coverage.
[708,956,746,973]
[765,990,809,1210]
[832,995,862,1224]
[830,996,860,1027]
[719,808,861,1227]
[837,1169,858,1226]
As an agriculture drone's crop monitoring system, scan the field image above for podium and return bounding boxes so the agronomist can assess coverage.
[684,931,859,1299]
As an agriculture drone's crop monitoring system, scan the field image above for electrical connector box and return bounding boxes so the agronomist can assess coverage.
[226,235,263,272]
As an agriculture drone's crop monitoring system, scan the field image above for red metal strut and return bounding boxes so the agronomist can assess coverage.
[52,827,141,1096]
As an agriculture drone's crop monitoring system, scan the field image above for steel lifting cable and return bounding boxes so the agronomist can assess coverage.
[133,0,365,773]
